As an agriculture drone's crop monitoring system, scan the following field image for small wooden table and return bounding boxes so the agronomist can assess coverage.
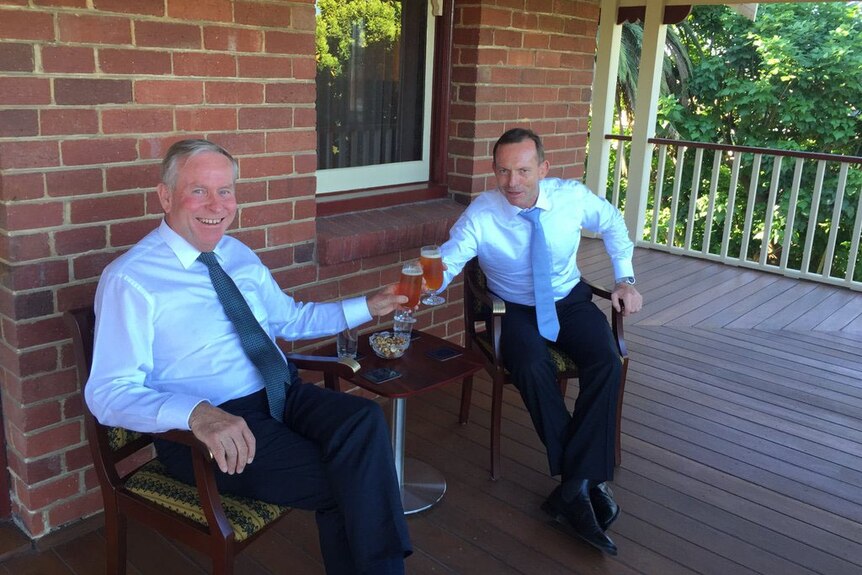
[317,329,484,514]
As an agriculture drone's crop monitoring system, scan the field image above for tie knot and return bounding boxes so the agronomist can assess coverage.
[198,251,218,267]
[519,208,541,225]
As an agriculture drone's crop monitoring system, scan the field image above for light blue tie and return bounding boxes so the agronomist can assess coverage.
[519,209,560,342]
[198,252,295,422]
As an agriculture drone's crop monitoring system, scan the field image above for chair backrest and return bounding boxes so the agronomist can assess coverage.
[464,259,488,324]
[66,306,95,382]
[464,258,506,314]
[462,258,506,367]
[64,307,150,482]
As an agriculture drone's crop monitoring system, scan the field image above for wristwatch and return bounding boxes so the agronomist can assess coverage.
[615,276,636,286]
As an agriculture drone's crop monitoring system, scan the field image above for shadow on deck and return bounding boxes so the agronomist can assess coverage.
[2,239,861,575]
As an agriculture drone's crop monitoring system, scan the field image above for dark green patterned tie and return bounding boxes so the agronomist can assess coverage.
[198,252,294,421]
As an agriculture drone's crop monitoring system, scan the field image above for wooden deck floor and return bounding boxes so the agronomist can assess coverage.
[3,239,861,574]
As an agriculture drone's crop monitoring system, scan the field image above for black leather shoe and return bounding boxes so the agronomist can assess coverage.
[590,482,620,531]
[541,481,618,556]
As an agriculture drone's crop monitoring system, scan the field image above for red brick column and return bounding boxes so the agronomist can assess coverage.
[0,0,317,537]
[448,0,600,200]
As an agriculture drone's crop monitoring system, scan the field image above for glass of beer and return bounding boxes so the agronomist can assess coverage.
[397,261,423,316]
[420,245,445,305]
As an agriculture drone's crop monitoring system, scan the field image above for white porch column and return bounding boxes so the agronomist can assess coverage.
[625,1,667,242]
[585,0,622,200]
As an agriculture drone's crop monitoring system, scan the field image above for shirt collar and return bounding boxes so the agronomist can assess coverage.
[505,180,552,218]
[157,220,226,270]
[535,180,552,211]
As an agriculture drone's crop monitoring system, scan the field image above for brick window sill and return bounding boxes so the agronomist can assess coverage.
[316,199,466,265]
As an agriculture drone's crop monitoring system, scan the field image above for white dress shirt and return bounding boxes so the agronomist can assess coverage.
[85,220,372,433]
[439,178,634,305]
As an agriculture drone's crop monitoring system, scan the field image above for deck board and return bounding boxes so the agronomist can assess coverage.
[3,239,862,574]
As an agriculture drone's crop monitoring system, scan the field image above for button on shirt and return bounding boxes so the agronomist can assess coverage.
[85,220,372,433]
[439,178,634,305]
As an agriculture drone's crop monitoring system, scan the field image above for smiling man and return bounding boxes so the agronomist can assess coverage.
[85,139,412,575]
[437,128,643,556]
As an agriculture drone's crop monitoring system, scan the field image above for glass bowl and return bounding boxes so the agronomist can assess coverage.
[369,331,410,359]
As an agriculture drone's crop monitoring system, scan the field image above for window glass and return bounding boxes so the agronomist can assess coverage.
[315,0,433,193]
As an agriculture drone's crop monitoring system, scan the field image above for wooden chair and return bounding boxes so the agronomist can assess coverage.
[458,258,629,480]
[64,306,360,575]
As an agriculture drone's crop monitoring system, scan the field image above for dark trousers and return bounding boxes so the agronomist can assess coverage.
[155,382,411,575]
[500,280,621,482]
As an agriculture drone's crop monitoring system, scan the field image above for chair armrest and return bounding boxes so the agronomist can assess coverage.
[465,268,506,315]
[583,279,613,301]
[152,429,212,457]
[284,353,360,378]
[151,429,235,539]
[284,352,360,392]
[483,290,507,315]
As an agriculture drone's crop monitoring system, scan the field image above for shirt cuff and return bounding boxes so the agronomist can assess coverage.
[612,261,634,281]
[171,397,212,431]
[343,296,374,329]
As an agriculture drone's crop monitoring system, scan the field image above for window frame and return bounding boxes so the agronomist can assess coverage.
[316,1,436,194]
[314,0,453,213]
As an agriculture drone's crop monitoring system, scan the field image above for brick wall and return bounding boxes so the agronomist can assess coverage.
[0,0,324,538]
[448,0,600,200]
[0,0,601,540]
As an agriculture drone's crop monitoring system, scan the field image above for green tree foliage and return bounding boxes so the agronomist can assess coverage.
[315,0,401,75]
[667,3,862,155]
[633,3,862,280]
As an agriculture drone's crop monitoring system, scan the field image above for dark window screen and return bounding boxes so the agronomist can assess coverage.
[316,0,427,170]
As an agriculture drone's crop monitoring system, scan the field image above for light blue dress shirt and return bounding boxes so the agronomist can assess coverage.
[439,178,634,305]
[85,220,372,433]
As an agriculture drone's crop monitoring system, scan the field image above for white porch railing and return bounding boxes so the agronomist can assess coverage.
[606,135,862,291]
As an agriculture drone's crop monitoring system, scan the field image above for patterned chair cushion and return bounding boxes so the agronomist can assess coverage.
[107,427,143,451]
[469,266,493,316]
[125,460,288,542]
[473,330,577,374]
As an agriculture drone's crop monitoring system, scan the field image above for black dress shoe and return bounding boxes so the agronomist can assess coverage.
[541,481,618,556]
[590,482,620,531]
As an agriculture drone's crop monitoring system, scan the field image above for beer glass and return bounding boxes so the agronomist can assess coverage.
[397,261,423,314]
[420,245,445,305]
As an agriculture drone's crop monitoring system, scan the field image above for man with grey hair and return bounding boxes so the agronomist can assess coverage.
[85,139,412,574]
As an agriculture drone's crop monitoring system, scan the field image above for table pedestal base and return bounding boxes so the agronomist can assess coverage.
[401,457,446,514]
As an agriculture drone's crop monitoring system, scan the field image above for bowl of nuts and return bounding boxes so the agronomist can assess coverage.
[369,331,410,359]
